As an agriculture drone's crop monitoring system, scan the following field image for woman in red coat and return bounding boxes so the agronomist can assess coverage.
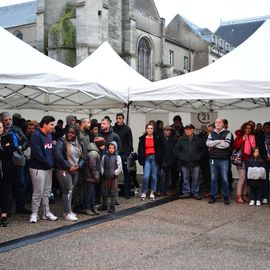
[233,122,256,203]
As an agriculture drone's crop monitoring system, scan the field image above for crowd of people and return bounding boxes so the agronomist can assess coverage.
[0,111,269,228]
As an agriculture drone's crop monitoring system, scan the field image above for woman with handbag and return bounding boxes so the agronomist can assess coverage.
[233,123,256,203]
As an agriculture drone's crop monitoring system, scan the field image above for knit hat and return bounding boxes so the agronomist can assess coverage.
[94,137,105,148]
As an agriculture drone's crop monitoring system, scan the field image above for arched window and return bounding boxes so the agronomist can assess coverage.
[138,38,151,80]
[13,30,23,40]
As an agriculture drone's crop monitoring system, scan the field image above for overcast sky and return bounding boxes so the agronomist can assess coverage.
[0,0,269,32]
[155,0,270,31]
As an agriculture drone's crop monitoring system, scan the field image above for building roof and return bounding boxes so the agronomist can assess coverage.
[197,28,212,36]
[215,16,269,47]
[134,0,160,20]
[0,1,37,28]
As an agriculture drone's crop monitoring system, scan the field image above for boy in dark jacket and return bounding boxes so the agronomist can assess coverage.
[82,137,105,215]
[99,141,122,213]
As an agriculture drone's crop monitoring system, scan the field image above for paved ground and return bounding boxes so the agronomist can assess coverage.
[1,195,270,270]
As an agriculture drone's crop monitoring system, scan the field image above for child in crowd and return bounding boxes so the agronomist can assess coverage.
[246,148,266,206]
[99,141,122,213]
[82,137,105,216]
[127,152,140,196]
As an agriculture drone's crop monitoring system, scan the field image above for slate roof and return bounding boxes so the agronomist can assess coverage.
[134,0,160,20]
[215,18,268,47]
[0,1,37,28]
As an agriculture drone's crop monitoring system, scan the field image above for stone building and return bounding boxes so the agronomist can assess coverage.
[0,0,233,81]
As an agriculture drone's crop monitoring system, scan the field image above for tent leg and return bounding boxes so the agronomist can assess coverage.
[126,101,132,127]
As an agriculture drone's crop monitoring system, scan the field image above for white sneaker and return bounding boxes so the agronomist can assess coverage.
[262,199,268,204]
[256,200,261,206]
[42,212,58,221]
[64,213,78,221]
[141,193,146,201]
[134,188,139,196]
[249,200,255,206]
[70,211,77,217]
[150,193,155,201]
[29,213,39,223]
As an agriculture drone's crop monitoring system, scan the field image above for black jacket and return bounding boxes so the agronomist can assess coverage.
[113,123,133,155]
[137,133,164,166]
[174,135,203,167]
[162,136,176,167]
[100,127,121,151]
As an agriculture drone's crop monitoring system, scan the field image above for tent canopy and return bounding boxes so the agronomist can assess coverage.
[0,27,127,112]
[129,20,270,112]
[74,42,151,96]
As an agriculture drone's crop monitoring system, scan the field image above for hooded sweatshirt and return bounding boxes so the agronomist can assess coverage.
[30,128,54,170]
[100,141,122,179]
[84,142,101,183]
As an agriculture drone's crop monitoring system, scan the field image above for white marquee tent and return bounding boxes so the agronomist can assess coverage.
[74,41,151,98]
[129,20,270,113]
[0,27,127,112]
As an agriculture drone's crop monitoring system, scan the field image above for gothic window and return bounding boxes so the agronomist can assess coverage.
[138,38,151,80]
[169,50,174,65]
[13,30,23,40]
[184,56,189,70]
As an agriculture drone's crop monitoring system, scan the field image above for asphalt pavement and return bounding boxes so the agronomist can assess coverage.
[1,194,270,270]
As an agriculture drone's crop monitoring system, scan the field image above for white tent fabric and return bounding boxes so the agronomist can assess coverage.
[74,42,151,97]
[129,20,270,112]
[0,27,127,112]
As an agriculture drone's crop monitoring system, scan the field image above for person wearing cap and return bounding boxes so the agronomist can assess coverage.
[175,124,203,200]
[206,118,233,205]
[158,125,176,195]
[81,137,105,216]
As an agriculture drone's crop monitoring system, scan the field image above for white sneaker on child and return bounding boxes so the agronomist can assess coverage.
[42,212,58,221]
[262,199,268,204]
[256,200,261,206]
[150,193,155,201]
[249,200,255,206]
[140,193,146,201]
[134,188,139,196]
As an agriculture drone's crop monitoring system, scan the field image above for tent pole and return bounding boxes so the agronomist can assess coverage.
[126,101,132,127]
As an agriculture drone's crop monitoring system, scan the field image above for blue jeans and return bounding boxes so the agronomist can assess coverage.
[142,155,157,193]
[209,159,229,198]
[181,166,200,195]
